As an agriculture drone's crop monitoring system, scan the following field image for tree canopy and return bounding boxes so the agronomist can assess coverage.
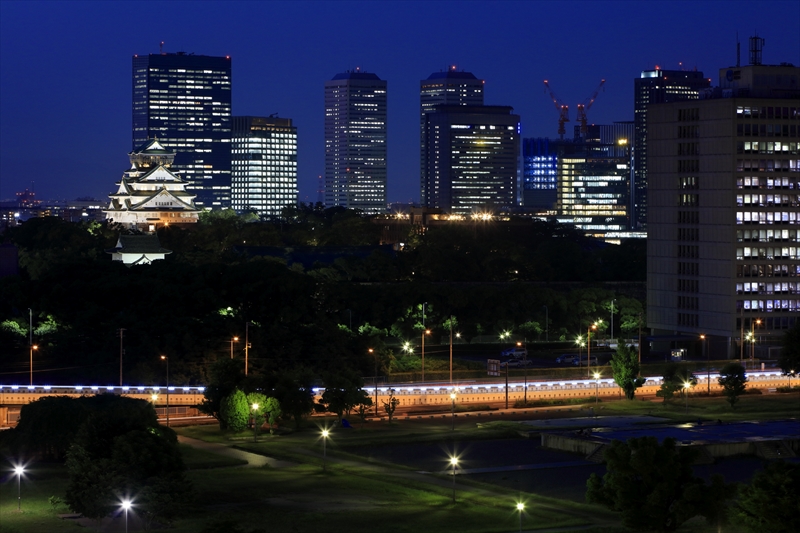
[732,460,800,533]
[610,344,645,400]
[586,437,733,532]
[718,363,748,408]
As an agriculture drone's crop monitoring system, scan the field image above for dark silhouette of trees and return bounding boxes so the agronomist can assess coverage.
[718,363,748,408]
[586,437,734,532]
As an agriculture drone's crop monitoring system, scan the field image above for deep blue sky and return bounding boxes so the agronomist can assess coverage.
[1,0,798,205]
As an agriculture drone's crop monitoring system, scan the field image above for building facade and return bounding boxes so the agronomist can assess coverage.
[421,105,520,214]
[634,68,710,229]
[105,139,200,231]
[555,142,630,237]
[324,70,387,214]
[231,116,297,219]
[647,62,800,356]
[132,52,232,209]
[521,138,559,210]
[420,68,485,202]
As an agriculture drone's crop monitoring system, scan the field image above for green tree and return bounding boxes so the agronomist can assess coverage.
[64,397,191,524]
[219,388,249,432]
[657,364,697,403]
[610,344,645,400]
[586,437,731,532]
[273,368,316,429]
[198,358,245,429]
[732,461,800,533]
[383,389,399,423]
[10,396,89,461]
[718,363,747,408]
[320,370,370,423]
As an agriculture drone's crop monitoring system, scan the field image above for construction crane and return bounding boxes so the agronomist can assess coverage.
[576,79,606,137]
[543,80,569,139]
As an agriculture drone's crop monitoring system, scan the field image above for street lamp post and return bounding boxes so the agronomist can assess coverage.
[370,348,378,417]
[449,316,454,384]
[121,500,131,533]
[14,465,23,511]
[519,341,528,406]
[29,344,38,386]
[450,389,457,431]
[516,502,525,532]
[245,322,252,376]
[593,372,600,406]
[421,329,430,382]
[251,403,259,442]
[700,334,708,393]
[230,336,238,359]
[683,381,691,414]
[160,355,169,427]
[321,429,329,471]
[586,323,597,373]
[750,319,761,369]
[450,456,458,503]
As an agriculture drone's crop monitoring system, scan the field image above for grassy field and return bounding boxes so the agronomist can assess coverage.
[2,393,795,532]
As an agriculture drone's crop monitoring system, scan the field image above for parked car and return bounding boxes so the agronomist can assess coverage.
[500,359,524,368]
[572,356,599,366]
[501,347,528,359]
[555,354,578,364]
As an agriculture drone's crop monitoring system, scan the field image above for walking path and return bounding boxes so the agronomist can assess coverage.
[177,434,295,468]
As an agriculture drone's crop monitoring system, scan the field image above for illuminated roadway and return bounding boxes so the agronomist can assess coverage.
[0,370,793,427]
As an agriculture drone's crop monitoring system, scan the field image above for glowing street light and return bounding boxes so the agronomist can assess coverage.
[421,329,431,382]
[29,344,38,386]
[593,372,601,406]
[683,381,692,414]
[587,323,598,373]
[14,465,24,511]
[750,319,762,369]
[230,336,239,359]
[321,429,329,471]
[516,501,525,532]
[449,455,458,503]
[251,403,260,442]
[700,334,709,393]
[121,500,132,533]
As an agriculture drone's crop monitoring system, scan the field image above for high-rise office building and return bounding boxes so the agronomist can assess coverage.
[324,70,387,214]
[555,141,630,236]
[420,68,484,203]
[422,105,520,214]
[647,51,799,356]
[522,138,560,210]
[231,116,297,219]
[634,68,710,229]
[132,52,232,209]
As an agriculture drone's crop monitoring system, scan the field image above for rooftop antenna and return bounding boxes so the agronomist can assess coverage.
[736,31,740,67]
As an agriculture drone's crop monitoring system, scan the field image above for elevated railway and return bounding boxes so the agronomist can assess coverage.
[0,371,793,427]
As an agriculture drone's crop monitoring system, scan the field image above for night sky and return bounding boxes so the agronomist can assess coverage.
[1,0,798,205]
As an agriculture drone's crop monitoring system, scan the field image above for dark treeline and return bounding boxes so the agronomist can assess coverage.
[0,206,645,385]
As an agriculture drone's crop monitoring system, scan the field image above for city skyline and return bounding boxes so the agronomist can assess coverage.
[1,0,798,206]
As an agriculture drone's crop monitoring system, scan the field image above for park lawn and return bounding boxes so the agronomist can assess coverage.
[170,463,595,533]
[598,392,800,422]
[0,464,80,533]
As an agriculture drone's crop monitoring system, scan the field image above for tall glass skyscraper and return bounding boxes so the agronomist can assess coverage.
[420,68,484,203]
[132,52,232,209]
[324,70,387,214]
[231,116,297,219]
[422,105,520,214]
